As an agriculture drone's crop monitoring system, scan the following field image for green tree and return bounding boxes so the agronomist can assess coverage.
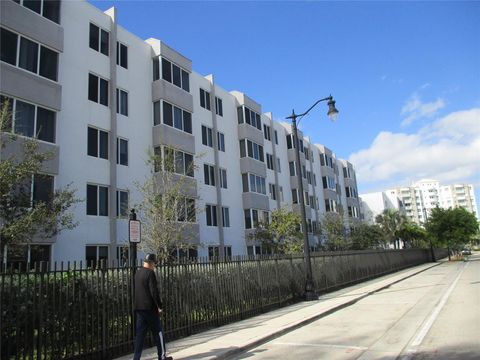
[375,209,407,249]
[135,147,201,262]
[0,100,79,261]
[425,206,479,260]
[252,207,302,255]
[350,223,385,250]
[398,221,428,248]
[321,212,350,251]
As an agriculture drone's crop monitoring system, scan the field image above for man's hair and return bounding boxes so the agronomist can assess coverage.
[144,253,158,264]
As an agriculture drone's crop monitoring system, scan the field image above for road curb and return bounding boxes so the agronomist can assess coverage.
[218,262,443,360]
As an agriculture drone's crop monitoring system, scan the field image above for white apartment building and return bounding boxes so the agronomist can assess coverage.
[360,179,478,226]
[0,0,360,264]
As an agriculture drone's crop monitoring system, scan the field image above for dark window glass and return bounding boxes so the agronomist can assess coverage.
[87,127,98,157]
[19,37,38,73]
[173,106,182,130]
[15,100,35,137]
[89,23,99,51]
[181,70,189,92]
[163,102,173,126]
[100,29,109,56]
[183,111,192,134]
[33,174,53,205]
[185,153,193,177]
[203,164,209,184]
[162,58,171,82]
[222,208,230,227]
[36,107,55,143]
[247,140,253,158]
[239,140,246,158]
[172,64,181,87]
[118,90,128,116]
[256,113,261,130]
[205,91,211,110]
[153,101,160,125]
[242,174,248,192]
[237,107,244,124]
[86,185,98,215]
[43,0,61,23]
[202,126,207,146]
[88,74,98,102]
[86,246,97,265]
[30,245,51,264]
[174,151,184,175]
[187,199,195,222]
[199,89,205,108]
[1,28,18,65]
[259,145,264,162]
[99,186,108,216]
[99,78,108,106]
[286,135,292,149]
[39,46,58,81]
[244,209,252,229]
[153,57,160,80]
[117,191,128,217]
[23,0,41,14]
[117,138,128,166]
[118,43,127,68]
[274,130,278,144]
[99,130,108,159]
[206,205,212,226]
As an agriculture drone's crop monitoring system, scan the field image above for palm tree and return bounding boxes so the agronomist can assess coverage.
[375,209,407,249]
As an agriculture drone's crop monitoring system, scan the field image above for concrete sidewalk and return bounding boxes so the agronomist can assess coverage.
[115,262,442,360]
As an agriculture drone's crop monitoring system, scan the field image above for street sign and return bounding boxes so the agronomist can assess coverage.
[129,220,141,243]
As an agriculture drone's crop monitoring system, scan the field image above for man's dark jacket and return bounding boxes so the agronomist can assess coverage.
[134,267,163,311]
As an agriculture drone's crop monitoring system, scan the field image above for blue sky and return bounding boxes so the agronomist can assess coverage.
[91,0,480,210]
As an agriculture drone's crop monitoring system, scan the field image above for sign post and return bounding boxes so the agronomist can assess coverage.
[129,208,141,338]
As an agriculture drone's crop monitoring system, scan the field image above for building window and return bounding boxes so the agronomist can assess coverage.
[200,88,211,110]
[277,158,281,173]
[116,138,128,166]
[154,146,194,177]
[88,73,109,106]
[1,27,58,81]
[279,186,284,202]
[157,57,190,92]
[206,204,218,226]
[176,197,196,222]
[343,166,353,178]
[204,164,216,186]
[116,41,128,69]
[222,207,230,227]
[263,124,271,141]
[217,132,225,152]
[33,174,54,206]
[269,183,277,201]
[15,0,61,23]
[154,100,192,134]
[320,153,335,168]
[274,130,278,144]
[0,96,56,143]
[242,173,266,195]
[322,176,336,190]
[87,127,108,159]
[208,246,231,260]
[239,139,264,162]
[219,168,228,189]
[86,184,109,216]
[286,134,294,149]
[116,190,128,217]
[325,199,337,213]
[237,106,261,130]
[244,209,260,229]
[116,89,128,116]
[266,153,274,170]
[289,161,296,176]
[292,189,298,204]
[85,245,109,267]
[215,97,223,116]
[201,125,213,147]
[89,23,109,56]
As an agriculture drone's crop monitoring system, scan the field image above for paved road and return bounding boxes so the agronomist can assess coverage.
[232,253,480,360]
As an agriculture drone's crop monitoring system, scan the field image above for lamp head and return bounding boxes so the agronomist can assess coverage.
[326,96,339,121]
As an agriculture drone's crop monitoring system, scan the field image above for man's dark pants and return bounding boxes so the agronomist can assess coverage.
[133,310,166,360]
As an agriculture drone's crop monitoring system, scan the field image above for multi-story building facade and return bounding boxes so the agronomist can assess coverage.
[360,179,478,226]
[0,0,360,264]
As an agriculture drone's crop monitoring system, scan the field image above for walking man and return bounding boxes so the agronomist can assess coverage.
[133,253,173,360]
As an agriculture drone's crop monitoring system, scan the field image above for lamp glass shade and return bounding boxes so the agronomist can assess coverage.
[327,98,339,121]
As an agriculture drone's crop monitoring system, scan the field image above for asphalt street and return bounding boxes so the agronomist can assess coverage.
[231,253,480,360]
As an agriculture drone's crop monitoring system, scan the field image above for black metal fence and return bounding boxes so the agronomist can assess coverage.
[0,249,447,360]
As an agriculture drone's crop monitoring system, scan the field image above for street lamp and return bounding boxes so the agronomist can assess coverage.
[286,95,339,301]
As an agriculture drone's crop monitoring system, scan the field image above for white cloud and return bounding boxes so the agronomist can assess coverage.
[401,92,445,127]
[350,108,480,193]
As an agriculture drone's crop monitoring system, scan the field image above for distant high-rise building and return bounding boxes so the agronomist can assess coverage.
[360,179,478,225]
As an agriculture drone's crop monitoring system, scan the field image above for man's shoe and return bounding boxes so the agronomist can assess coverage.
[162,357,173,360]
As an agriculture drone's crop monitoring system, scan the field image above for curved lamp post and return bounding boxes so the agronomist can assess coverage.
[286,95,339,300]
